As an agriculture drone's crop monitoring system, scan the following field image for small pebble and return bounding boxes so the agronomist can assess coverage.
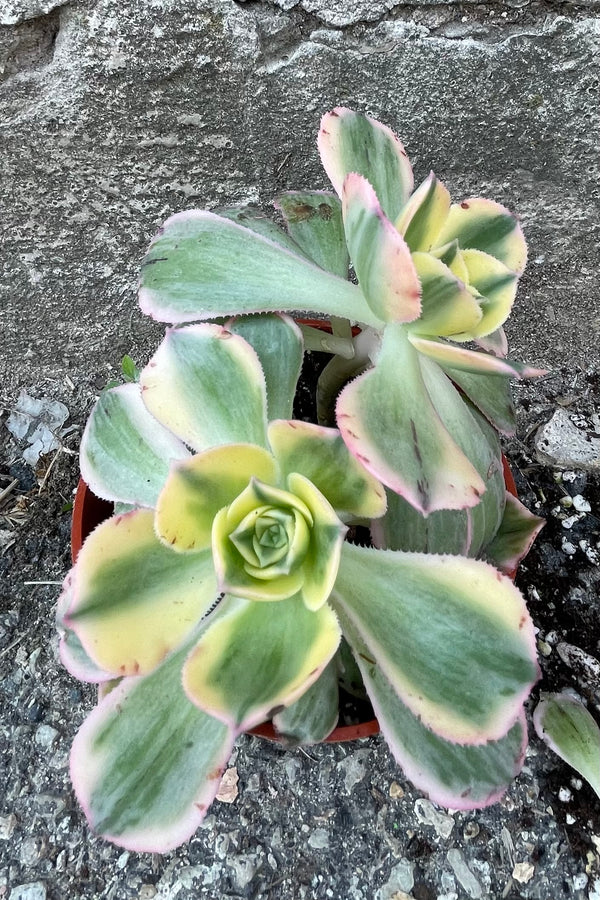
[414,799,454,839]
[559,787,573,802]
[572,495,591,512]
[389,781,404,800]
[0,814,17,840]
[512,861,535,884]
[572,873,588,890]
[566,814,576,825]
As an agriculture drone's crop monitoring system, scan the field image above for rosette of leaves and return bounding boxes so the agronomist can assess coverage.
[138,107,545,525]
[58,315,539,852]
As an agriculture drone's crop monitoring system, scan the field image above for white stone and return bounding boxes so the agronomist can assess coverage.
[414,799,454,839]
[9,884,47,900]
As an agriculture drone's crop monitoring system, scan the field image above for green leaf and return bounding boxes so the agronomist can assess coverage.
[70,630,235,852]
[217,204,309,257]
[409,336,545,379]
[534,694,600,798]
[331,543,539,744]
[408,252,482,337]
[438,366,517,436]
[436,198,527,273]
[342,174,421,324]
[138,210,379,327]
[226,314,304,421]
[339,607,528,808]
[267,419,387,521]
[275,191,350,279]
[66,509,217,677]
[374,393,505,557]
[336,324,485,514]
[183,593,341,731]
[273,658,339,744]
[484,492,545,574]
[396,172,451,252]
[80,383,190,507]
[121,355,140,382]
[155,444,278,552]
[318,107,413,221]
[140,323,269,452]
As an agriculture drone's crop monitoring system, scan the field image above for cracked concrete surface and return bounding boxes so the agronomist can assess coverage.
[1,0,600,897]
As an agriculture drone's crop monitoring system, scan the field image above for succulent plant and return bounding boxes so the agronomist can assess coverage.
[58,315,540,852]
[138,107,545,521]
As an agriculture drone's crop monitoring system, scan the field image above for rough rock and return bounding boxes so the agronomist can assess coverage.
[535,409,600,470]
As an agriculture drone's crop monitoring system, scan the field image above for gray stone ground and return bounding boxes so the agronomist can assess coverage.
[1,1,600,898]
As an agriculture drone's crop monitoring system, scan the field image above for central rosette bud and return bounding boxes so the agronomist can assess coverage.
[229,500,311,579]
[211,473,346,609]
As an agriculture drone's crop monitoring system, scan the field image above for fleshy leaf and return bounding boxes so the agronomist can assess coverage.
[339,608,528,808]
[217,205,308,257]
[408,335,546,379]
[156,445,278,552]
[336,324,485,514]
[475,326,508,358]
[436,198,527,273]
[342,174,421,324]
[70,630,234,852]
[66,510,217,677]
[57,574,114,683]
[212,477,315,601]
[318,107,413,221]
[408,253,482,337]
[80,383,190,507]
[226,314,303,421]
[534,694,600,798]
[288,472,347,612]
[457,249,519,338]
[485,492,546,574]
[275,191,349,279]
[438,366,517,436]
[138,210,379,326]
[140,324,269,452]
[331,543,539,744]
[183,593,341,732]
[268,419,387,520]
[373,401,505,558]
[396,172,451,252]
[273,658,339,745]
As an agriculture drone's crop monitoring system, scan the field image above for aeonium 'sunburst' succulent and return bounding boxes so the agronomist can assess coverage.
[137,108,545,519]
[58,314,539,852]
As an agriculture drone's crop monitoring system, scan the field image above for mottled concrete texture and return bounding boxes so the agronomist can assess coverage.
[1,1,600,898]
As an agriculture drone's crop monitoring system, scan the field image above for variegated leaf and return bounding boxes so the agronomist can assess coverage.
[267,419,386,520]
[155,445,278,552]
[342,174,421,324]
[70,630,235,852]
[274,191,349,279]
[534,694,600,798]
[409,253,482,337]
[396,172,451,252]
[438,366,517,436]
[288,473,347,612]
[56,573,114,683]
[226,314,304,422]
[341,607,528,808]
[336,324,485,514]
[140,324,269,453]
[458,248,519,338]
[273,658,339,745]
[409,335,546,379]
[485,492,545,574]
[318,107,413,221]
[182,593,341,732]
[436,198,527,273]
[372,400,505,558]
[138,210,378,326]
[217,205,308,257]
[65,510,217,677]
[331,543,539,744]
[80,383,190,507]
